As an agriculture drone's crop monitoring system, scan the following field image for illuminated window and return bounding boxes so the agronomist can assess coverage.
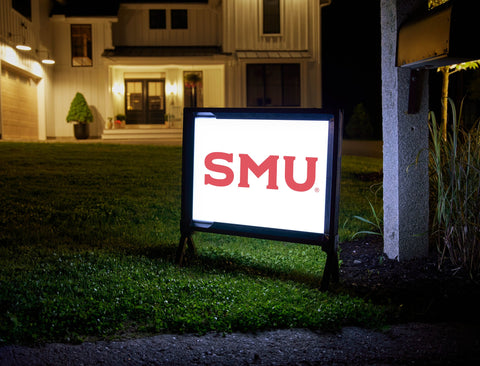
[150,10,166,29]
[263,0,280,34]
[247,64,300,107]
[71,25,92,67]
[171,9,188,29]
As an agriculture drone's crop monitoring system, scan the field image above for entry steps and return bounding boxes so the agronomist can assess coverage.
[102,127,182,142]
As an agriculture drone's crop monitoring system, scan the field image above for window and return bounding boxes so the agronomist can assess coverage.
[149,9,166,29]
[247,64,300,107]
[71,25,92,67]
[171,9,188,29]
[12,0,31,20]
[263,0,280,34]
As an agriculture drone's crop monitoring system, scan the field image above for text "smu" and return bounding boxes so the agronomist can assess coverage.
[204,152,318,192]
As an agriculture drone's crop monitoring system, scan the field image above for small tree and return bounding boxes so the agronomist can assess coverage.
[437,61,480,141]
[66,92,93,124]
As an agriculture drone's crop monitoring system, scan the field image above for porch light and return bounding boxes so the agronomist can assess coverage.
[166,82,178,95]
[112,83,125,95]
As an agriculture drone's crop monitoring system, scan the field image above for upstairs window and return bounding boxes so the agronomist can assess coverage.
[71,24,92,67]
[12,0,31,21]
[149,9,166,29]
[171,9,188,29]
[263,0,281,34]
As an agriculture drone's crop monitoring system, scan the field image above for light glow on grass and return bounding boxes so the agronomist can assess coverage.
[0,143,384,344]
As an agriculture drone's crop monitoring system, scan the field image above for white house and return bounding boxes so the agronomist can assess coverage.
[0,0,331,141]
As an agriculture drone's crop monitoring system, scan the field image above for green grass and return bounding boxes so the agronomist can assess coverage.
[0,142,383,344]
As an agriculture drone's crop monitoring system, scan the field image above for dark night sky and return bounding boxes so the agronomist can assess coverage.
[322,0,382,138]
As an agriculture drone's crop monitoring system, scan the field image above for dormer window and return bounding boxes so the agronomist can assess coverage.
[148,9,188,30]
[171,9,188,29]
[149,9,166,29]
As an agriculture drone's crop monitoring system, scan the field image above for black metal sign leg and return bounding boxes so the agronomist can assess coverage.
[320,248,340,291]
[176,234,197,265]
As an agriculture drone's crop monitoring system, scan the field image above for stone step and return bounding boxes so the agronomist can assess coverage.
[102,128,182,140]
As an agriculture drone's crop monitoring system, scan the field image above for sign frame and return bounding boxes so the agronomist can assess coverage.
[178,108,342,289]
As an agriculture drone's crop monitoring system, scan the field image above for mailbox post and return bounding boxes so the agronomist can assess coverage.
[381,0,480,261]
[381,0,430,261]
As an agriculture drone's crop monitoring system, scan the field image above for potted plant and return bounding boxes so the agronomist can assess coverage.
[66,92,93,139]
[115,114,126,128]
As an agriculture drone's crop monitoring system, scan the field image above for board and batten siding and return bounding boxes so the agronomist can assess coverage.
[51,20,111,137]
[223,0,314,52]
[112,5,221,46]
[203,67,225,107]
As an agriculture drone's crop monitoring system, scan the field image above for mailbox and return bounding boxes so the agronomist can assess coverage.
[397,1,480,68]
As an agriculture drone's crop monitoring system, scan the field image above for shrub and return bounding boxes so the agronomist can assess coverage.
[429,98,480,278]
[66,93,93,124]
[345,103,374,140]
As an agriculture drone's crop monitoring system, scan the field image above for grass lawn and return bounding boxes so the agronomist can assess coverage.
[0,142,383,344]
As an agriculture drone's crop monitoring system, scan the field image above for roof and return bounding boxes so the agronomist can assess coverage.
[102,46,225,58]
[50,0,209,17]
[236,51,312,59]
[119,1,208,3]
[51,0,120,17]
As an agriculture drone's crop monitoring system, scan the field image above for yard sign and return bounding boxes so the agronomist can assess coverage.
[178,108,343,289]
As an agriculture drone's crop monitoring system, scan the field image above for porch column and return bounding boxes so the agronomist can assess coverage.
[381,0,429,260]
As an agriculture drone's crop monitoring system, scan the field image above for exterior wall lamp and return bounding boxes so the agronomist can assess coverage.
[166,82,178,96]
[8,31,32,51]
[36,49,55,65]
[167,82,178,106]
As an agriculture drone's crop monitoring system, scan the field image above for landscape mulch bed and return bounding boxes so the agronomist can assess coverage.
[338,236,480,324]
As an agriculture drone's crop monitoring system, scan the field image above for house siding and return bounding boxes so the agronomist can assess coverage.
[51,19,113,137]
[113,4,220,46]
[223,0,313,52]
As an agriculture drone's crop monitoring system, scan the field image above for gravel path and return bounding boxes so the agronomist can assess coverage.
[2,322,479,365]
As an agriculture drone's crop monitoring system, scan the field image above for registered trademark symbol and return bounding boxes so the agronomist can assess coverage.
[314,187,320,193]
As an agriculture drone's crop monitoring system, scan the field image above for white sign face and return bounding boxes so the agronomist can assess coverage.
[192,117,330,234]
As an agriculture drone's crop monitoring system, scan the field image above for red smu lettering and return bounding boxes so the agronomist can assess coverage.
[204,153,318,192]
[238,154,279,189]
[204,152,234,187]
[284,156,318,192]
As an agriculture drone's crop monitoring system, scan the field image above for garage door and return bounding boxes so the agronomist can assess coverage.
[1,64,38,140]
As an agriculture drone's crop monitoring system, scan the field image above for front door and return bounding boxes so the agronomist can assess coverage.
[125,79,165,124]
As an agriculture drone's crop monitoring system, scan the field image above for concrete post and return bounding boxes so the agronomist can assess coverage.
[381,0,430,260]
